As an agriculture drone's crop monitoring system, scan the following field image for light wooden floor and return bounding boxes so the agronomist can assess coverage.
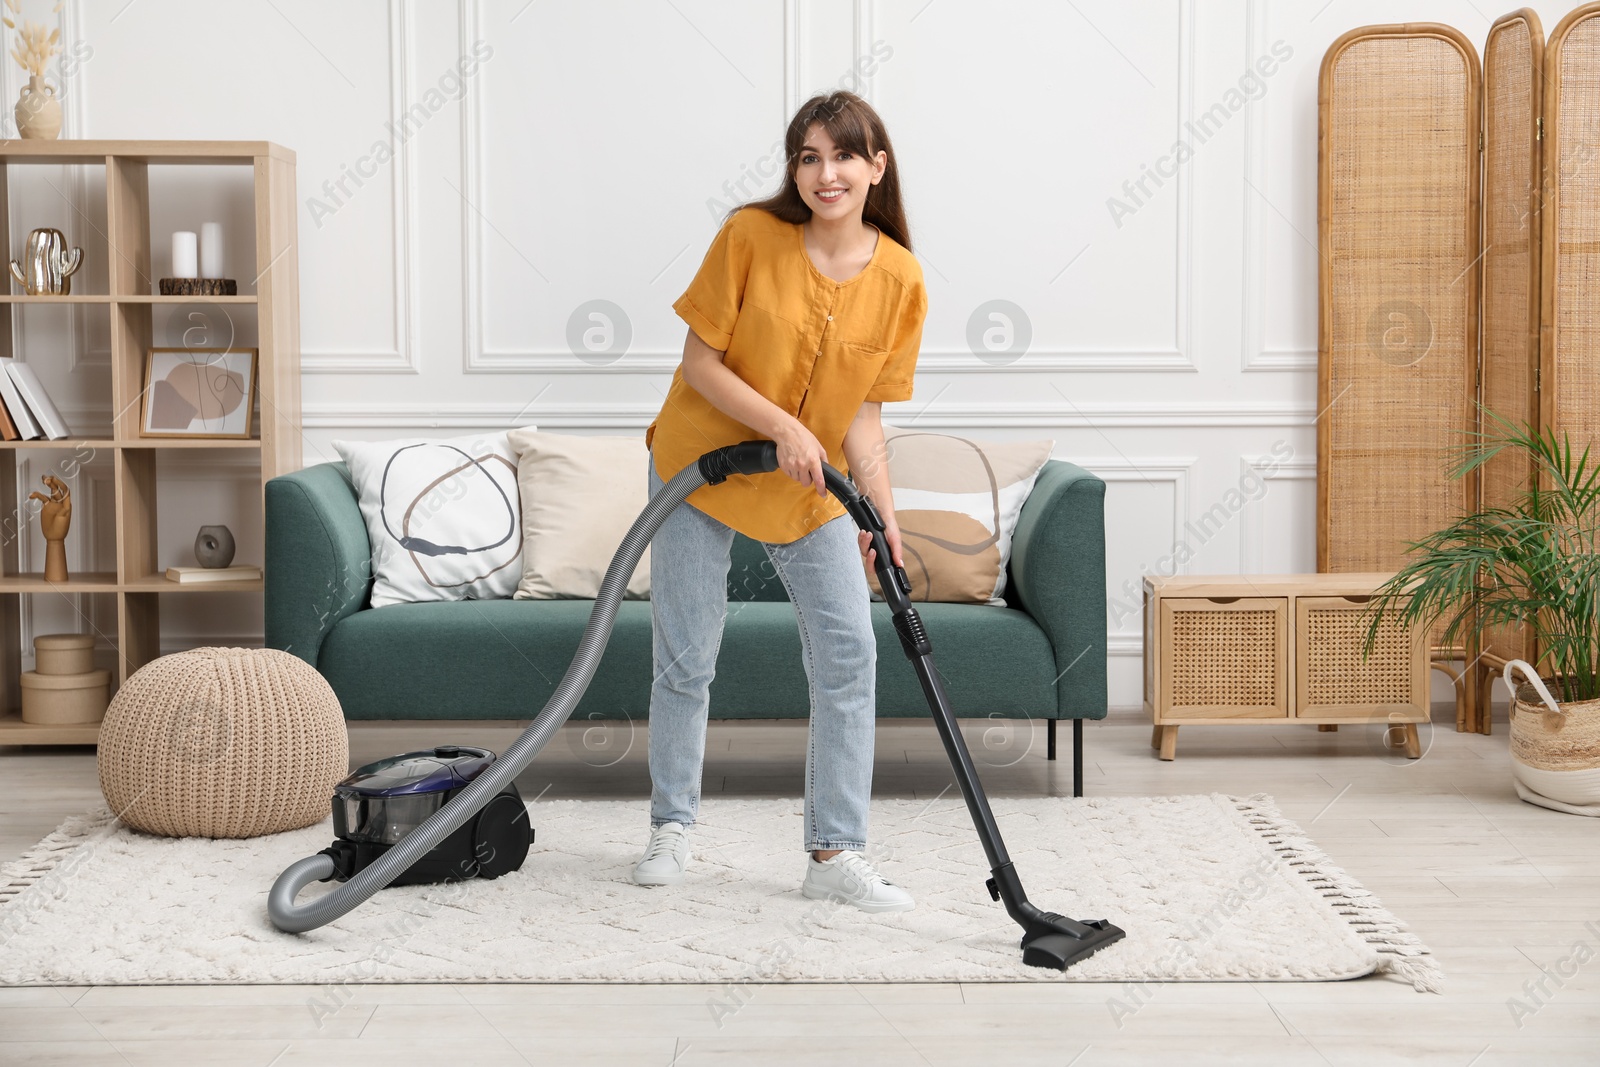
[2,709,1598,1066]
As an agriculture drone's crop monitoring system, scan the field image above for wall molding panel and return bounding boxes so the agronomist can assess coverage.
[299,0,421,374]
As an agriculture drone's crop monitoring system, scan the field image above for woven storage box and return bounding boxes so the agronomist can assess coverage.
[1510,685,1600,814]
[1158,597,1289,719]
[97,647,348,839]
[1294,596,1428,720]
[1317,24,1480,661]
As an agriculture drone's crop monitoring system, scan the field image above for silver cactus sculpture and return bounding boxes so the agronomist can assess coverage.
[10,228,83,295]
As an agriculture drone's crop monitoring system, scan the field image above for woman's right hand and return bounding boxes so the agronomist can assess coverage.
[775,419,829,497]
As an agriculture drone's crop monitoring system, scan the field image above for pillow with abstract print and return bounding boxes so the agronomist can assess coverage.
[334,430,524,608]
[865,426,1054,606]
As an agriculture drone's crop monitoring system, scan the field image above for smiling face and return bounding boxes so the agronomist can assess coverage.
[794,121,887,221]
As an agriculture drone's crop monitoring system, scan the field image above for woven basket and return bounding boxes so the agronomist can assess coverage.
[97,648,349,839]
[1510,683,1600,815]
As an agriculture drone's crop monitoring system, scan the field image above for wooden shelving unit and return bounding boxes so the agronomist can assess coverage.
[0,141,301,747]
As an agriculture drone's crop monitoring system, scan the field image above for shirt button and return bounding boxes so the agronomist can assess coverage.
[826,315,833,321]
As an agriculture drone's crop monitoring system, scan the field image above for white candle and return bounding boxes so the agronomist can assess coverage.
[172,231,198,278]
[199,221,224,278]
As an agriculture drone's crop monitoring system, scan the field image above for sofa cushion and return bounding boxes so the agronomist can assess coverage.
[868,426,1054,606]
[317,598,1059,725]
[507,428,653,600]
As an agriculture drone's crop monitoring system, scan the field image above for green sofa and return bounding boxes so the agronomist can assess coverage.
[264,459,1108,794]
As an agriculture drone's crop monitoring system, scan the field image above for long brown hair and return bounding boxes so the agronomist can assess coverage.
[728,91,912,253]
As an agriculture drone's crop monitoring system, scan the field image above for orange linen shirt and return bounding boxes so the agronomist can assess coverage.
[646,206,927,544]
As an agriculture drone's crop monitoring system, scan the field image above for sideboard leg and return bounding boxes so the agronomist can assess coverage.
[1403,722,1422,759]
[1317,724,1339,732]
[1150,724,1162,749]
[1157,725,1178,761]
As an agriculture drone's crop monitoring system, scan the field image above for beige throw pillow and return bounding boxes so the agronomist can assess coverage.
[866,425,1055,606]
[507,429,650,600]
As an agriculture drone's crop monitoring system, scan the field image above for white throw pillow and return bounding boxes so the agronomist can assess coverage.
[334,431,524,608]
[507,428,650,600]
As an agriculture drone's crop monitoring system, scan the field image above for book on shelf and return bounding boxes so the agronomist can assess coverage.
[0,360,68,440]
[0,359,41,440]
[164,565,262,584]
[0,390,17,441]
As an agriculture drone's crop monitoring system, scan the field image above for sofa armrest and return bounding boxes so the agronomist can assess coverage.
[265,461,372,667]
[1007,459,1108,720]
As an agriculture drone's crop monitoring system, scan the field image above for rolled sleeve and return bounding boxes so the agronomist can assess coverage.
[864,275,926,403]
[672,210,752,352]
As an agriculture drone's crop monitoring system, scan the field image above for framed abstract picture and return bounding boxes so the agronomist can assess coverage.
[140,347,258,438]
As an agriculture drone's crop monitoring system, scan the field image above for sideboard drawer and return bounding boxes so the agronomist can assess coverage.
[1295,595,1428,721]
[1157,597,1289,720]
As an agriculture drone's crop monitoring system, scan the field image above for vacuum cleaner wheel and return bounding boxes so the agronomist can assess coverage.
[473,790,534,879]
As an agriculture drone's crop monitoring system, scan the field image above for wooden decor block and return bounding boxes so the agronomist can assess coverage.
[157,277,237,296]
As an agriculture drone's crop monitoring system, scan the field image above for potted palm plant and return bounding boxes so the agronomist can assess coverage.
[1361,406,1600,815]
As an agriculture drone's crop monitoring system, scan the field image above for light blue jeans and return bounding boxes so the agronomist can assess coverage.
[646,450,876,851]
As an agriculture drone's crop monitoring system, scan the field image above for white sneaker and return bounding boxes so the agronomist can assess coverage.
[802,850,915,913]
[632,822,690,885]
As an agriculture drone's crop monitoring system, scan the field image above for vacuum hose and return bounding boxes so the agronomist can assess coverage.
[268,440,780,933]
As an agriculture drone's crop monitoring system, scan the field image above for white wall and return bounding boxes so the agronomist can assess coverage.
[3,0,1576,706]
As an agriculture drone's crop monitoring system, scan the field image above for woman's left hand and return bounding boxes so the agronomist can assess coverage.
[857,515,903,576]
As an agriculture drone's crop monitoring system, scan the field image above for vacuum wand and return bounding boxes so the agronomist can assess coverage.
[267,440,1123,970]
[805,449,1124,970]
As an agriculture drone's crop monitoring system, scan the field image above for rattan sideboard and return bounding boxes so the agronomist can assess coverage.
[1142,574,1428,761]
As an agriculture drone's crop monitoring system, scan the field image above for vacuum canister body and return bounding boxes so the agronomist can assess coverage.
[321,745,533,887]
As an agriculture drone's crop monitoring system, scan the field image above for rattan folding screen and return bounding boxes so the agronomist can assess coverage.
[1319,5,1600,735]
[1477,10,1544,733]
[1318,23,1481,731]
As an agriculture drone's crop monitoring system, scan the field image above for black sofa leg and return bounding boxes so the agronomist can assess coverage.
[1043,716,1081,793]
[1046,719,1083,796]
[1073,718,1083,798]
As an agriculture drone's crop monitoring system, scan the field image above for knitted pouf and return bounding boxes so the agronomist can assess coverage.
[97,647,349,839]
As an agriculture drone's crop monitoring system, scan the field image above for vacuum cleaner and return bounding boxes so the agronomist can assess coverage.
[322,746,532,886]
[269,440,1125,971]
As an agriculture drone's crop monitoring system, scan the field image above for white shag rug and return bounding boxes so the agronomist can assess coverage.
[0,793,1439,989]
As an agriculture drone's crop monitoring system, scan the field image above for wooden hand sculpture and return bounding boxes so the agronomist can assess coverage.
[29,474,71,582]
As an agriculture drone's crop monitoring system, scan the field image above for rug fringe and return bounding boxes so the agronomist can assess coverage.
[0,805,118,909]
[1230,793,1443,994]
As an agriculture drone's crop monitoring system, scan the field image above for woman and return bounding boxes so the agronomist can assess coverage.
[635,90,927,913]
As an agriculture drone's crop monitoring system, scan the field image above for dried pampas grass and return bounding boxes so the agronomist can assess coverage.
[4,0,66,80]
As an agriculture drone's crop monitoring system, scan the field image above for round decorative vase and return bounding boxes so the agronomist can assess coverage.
[1510,684,1600,816]
[14,74,61,141]
[194,524,235,568]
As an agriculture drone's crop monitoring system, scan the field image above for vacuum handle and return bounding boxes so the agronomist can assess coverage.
[698,439,912,603]
[698,439,779,483]
[819,461,913,607]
